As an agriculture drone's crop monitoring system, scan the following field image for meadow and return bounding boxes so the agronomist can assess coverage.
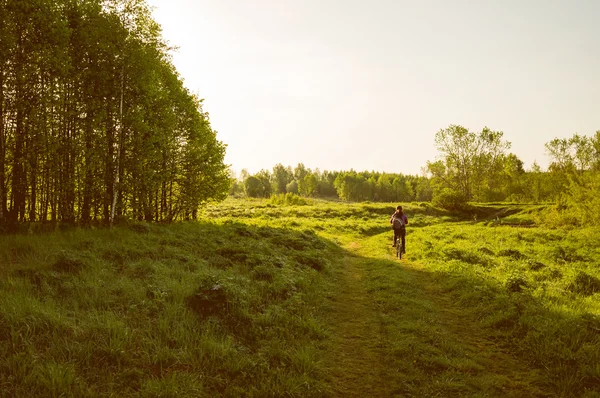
[0,196,599,397]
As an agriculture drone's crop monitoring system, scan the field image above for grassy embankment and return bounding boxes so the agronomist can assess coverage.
[0,196,599,397]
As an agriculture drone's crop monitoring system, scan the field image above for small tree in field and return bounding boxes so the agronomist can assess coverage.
[432,188,468,211]
[244,176,263,198]
[427,125,511,202]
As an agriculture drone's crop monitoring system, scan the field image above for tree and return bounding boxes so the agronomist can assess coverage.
[244,176,262,198]
[0,0,229,228]
[271,163,293,194]
[299,173,318,197]
[501,153,525,201]
[592,131,600,171]
[415,176,433,202]
[427,125,511,201]
[286,180,298,194]
[294,163,309,182]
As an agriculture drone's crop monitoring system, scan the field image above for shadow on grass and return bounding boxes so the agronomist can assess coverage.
[0,220,345,397]
[352,250,599,397]
[1,218,595,397]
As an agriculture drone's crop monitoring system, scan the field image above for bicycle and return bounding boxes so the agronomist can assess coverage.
[393,233,405,259]
[395,239,404,259]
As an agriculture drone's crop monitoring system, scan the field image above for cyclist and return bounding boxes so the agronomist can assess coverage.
[390,205,408,253]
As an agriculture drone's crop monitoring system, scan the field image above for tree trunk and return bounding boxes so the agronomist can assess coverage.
[12,100,25,224]
[110,69,124,225]
[104,101,114,224]
[0,69,6,222]
[29,158,37,222]
[81,111,94,225]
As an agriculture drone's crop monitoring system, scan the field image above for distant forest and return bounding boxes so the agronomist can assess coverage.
[0,0,230,229]
[232,126,600,225]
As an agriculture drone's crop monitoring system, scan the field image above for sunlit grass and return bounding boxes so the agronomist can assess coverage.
[1,198,598,396]
[0,218,338,397]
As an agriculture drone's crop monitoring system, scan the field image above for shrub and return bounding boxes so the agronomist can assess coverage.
[270,193,309,206]
[432,188,468,211]
[539,202,579,228]
[564,172,600,226]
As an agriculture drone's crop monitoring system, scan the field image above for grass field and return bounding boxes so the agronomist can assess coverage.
[1,197,599,397]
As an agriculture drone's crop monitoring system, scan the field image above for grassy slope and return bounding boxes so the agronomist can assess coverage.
[0,198,599,397]
[0,219,340,397]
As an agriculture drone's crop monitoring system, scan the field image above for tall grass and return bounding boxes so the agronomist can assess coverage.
[208,198,600,394]
[0,221,339,397]
[409,217,600,394]
[1,198,599,396]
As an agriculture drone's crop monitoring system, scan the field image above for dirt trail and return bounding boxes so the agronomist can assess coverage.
[323,242,550,397]
[323,253,394,397]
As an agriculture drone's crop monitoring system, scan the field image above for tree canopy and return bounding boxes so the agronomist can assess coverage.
[0,0,229,229]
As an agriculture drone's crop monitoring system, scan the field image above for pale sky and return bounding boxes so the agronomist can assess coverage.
[146,0,599,176]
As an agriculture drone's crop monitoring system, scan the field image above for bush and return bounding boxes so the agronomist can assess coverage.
[539,204,579,228]
[270,193,309,206]
[432,188,468,211]
[565,172,600,226]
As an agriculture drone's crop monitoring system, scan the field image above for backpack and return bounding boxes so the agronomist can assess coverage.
[392,215,404,229]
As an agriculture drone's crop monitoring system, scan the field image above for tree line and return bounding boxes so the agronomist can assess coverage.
[229,164,433,203]
[0,0,229,230]
[232,126,600,220]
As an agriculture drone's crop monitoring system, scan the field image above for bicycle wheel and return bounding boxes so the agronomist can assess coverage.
[396,242,402,259]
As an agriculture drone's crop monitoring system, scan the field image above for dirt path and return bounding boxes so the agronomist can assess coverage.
[323,253,395,397]
[322,241,550,397]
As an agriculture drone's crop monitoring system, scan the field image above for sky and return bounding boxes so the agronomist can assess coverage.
[145,0,599,176]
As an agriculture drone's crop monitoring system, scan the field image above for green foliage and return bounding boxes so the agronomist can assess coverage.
[298,173,318,197]
[229,133,600,208]
[243,175,263,198]
[543,132,600,226]
[233,164,426,203]
[286,179,299,194]
[431,188,468,211]
[270,193,310,206]
[243,171,272,198]
[0,0,229,226]
[427,125,512,202]
[271,163,293,194]
[565,172,600,226]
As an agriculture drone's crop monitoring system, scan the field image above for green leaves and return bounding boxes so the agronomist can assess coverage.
[428,125,513,202]
[0,0,229,225]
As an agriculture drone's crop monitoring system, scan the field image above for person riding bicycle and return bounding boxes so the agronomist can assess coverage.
[390,205,408,253]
